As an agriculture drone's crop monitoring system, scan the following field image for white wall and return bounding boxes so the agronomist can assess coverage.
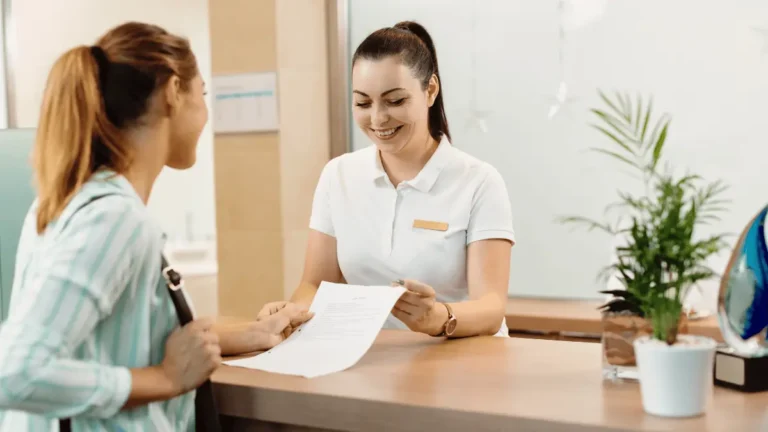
[349,0,768,309]
[13,0,215,244]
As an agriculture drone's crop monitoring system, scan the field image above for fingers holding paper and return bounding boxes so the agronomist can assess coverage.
[391,279,444,336]
[256,300,289,319]
[256,304,314,349]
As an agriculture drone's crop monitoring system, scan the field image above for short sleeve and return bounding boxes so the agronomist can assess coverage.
[466,165,516,245]
[308,159,336,237]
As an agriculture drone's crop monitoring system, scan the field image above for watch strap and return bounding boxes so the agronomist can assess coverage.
[436,303,455,337]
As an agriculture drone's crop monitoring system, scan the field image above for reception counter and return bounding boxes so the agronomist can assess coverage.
[212,330,766,431]
[505,298,723,342]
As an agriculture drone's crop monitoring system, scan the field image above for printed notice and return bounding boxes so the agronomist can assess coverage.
[212,72,279,133]
[225,282,405,378]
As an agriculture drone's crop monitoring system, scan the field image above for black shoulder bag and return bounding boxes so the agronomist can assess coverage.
[59,255,222,431]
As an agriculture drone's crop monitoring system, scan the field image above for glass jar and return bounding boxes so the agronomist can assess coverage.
[601,311,651,381]
[602,311,689,381]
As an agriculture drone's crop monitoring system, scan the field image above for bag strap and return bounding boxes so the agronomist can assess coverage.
[160,256,222,432]
[161,256,196,325]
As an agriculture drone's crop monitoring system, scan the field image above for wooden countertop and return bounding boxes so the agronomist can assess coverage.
[505,298,724,342]
[212,330,766,431]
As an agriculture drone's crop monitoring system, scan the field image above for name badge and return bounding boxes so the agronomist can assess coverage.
[413,219,449,232]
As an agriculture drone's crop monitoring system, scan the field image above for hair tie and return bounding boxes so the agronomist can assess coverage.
[393,24,410,34]
[90,45,110,87]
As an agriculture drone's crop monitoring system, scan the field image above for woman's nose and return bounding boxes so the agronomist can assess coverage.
[372,105,389,127]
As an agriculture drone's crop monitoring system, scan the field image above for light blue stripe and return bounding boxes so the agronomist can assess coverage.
[125,229,151,366]
[215,90,273,100]
[64,205,131,336]
[44,208,109,327]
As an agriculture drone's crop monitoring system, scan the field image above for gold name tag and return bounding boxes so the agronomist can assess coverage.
[413,219,449,232]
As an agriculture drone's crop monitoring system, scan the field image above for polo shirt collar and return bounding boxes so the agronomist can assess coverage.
[371,149,388,182]
[409,137,452,192]
[371,136,453,193]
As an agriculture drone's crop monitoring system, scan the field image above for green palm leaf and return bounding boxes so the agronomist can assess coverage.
[557,89,732,344]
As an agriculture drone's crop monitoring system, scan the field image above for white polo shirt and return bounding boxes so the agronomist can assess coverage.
[309,138,515,333]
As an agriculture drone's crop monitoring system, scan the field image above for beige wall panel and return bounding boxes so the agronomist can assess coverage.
[276,0,331,297]
[209,0,277,73]
[210,0,283,316]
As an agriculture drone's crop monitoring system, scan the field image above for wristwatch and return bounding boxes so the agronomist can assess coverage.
[436,303,457,337]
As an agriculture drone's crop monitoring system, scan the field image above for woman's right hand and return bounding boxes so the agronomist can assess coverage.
[255,305,314,349]
[257,301,290,319]
[160,317,222,395]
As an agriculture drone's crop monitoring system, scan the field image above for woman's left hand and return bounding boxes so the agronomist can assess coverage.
[391,279,447,336]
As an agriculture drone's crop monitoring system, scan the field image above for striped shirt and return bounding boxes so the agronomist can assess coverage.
[0,171,195,431]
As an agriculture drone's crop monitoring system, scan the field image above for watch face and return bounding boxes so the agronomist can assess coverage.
[445,318,458,335]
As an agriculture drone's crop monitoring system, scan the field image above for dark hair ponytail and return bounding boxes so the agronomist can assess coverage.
[352,21,451,142]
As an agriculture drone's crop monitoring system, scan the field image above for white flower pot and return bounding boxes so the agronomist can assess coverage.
[633,334,717,418]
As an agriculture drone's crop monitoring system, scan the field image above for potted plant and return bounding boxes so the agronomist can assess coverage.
[560,91,730,417]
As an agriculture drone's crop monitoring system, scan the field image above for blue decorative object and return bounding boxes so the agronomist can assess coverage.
[718,207,768,356]
[714,208,768,391]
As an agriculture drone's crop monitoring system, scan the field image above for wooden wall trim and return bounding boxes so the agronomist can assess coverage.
[276,0,332,298]
[210,0,284,317]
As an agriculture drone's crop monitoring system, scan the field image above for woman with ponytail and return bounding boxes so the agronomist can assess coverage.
[0,22,310,431]
[266,22,515,339]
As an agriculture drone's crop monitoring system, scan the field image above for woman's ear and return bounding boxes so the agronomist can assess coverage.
[427,74,440,108]
[164,75,182,116]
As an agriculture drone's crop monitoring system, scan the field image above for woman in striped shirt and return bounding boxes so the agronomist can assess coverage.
[0,22,311,431]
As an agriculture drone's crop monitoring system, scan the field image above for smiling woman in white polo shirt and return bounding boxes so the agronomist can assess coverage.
[288,21,515,338]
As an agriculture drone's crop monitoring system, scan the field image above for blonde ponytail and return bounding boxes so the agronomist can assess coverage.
[32,46,128,233]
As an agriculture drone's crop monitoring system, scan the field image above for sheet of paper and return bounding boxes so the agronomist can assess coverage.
[225,281,406,378]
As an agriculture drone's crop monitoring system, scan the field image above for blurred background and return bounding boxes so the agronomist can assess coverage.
[1,0,766,322]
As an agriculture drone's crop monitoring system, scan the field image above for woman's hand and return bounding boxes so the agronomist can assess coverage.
[257,301,290,319]
[160,317,222,396]
[214,303,313,356]
[391,279,448,336]
[253,304,314,350]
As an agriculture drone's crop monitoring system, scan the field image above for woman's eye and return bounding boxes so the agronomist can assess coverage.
[388,98,405,106]
[355,102,371,108]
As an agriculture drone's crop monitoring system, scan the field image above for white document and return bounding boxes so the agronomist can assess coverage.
[211,72,279,133]
[225,282,406,378]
